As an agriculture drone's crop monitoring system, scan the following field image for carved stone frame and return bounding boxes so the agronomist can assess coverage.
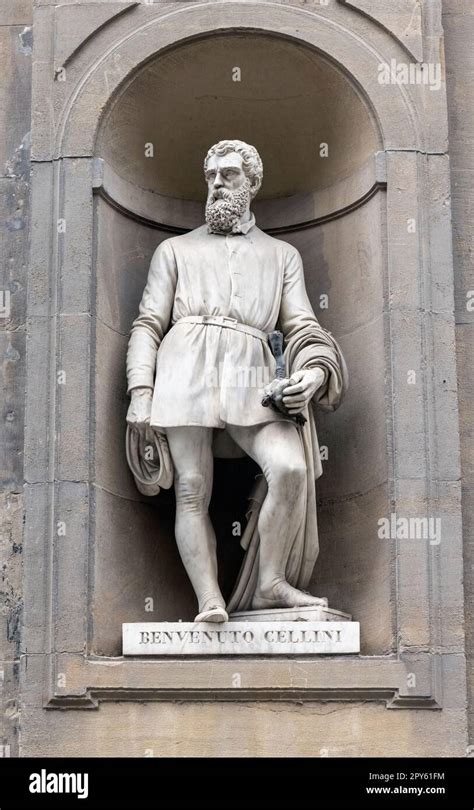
[23,0,465,712]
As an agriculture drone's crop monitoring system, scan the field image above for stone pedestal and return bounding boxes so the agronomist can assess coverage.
[229,605,352,623]
[122,620,360,655]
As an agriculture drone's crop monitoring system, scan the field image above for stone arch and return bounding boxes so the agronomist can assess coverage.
[57,1,422,158]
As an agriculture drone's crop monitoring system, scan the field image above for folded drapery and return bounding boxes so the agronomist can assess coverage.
[125,425,173,497]
[226,323,348,612]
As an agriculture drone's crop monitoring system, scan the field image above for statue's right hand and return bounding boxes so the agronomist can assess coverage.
[126,387,153,433]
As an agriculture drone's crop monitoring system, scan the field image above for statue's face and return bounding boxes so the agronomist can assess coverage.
[204,151,247,194]
[204,150,253,233]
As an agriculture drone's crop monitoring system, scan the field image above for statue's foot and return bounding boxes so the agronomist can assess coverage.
[195,606,228,623]
[195,597,228,623]
[252,580,328,611]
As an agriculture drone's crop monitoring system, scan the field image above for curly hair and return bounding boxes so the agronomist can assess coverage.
[204,140,263,197]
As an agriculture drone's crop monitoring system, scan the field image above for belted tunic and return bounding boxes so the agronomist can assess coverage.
[126,214,346,431]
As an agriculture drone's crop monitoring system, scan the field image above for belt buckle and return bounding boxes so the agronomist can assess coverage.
[221,316,238,326]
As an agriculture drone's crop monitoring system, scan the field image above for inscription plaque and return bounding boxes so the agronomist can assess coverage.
[123,621,360,655]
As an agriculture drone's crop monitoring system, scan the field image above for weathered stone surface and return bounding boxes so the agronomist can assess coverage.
[338,0,423,62]
[22,483,51,655]
[0,331,26,491]
[0,179,28,332]
[23,316,51,484]
[18,696,468,757]
[0,27,31,175]
[94,318,137,499]
[56,314,91,482]
[54,482,89,654]
[95,199,164,336]
[28,162,54,317]
[0,2,31,762]
[315,482,394,656]
[317,313,388,497]
[59,159,93,314]
[53,2,138,71]
[0,1,32,25]
[0,492,24,661]
[443,0,474,747]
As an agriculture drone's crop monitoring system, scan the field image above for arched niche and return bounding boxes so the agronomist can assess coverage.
[95,32,381,225]
[91,29,391,657]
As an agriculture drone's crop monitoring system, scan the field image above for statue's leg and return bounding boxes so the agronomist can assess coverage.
[165,426,227,621]
[227,421,326,610]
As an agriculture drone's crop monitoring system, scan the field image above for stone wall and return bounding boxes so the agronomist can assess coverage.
[442,0,474,751]
[0,0,33,758]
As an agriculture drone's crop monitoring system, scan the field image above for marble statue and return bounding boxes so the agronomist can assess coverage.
[126,140,348,623]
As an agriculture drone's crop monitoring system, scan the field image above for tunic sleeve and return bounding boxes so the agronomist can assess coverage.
[279,246,348,410]
[126,239,178,393]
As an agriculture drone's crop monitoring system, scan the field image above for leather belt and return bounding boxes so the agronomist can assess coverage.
[174,315,268,343]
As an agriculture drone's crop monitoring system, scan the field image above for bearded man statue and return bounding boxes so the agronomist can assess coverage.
[126,139,348,623]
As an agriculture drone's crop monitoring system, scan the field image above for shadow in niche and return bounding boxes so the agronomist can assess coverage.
[146,455,257,605]
[136,454,255,605]
[211,456,258,601]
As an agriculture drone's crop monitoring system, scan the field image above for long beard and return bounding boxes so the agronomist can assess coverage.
[205,179,252,234]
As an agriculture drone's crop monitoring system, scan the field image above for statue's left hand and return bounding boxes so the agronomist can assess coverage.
[126,386,153,434]
[281,368,326,415]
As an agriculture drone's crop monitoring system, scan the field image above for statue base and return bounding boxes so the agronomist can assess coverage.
[229,605,352,623]
[123,612,359,656]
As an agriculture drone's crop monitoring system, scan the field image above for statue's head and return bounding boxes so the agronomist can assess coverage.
[204,139,263,233]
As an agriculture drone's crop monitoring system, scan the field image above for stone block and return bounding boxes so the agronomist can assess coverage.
[123,621,361,655]
[56,313,91,482]
[0,2,32,25]
[338,0,423,62]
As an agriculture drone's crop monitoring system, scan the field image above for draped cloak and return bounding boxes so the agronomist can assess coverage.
[126,215,348,612]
